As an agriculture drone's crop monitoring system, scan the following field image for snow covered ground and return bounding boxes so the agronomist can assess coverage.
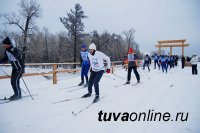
[0,63,200,133]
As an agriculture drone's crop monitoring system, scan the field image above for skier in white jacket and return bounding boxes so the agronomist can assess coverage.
[82,43,111,103]
[190,53,198,75]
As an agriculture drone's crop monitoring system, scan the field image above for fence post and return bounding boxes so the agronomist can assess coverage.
[111,62,114,73]
[53,64,57,84]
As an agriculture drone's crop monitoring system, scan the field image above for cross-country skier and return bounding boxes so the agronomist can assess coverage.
[158,55,161,70]
[0,37,24,100]
[181,56,185,69]
[154,53,160,69]
[167,55,171,70]
[165,55,169,70]
[174,55,178,67]
[170,55,175,69]
[126,48,140,84]
[160,55,167,73]
[190,53,198,75]
[78,44,90,87]
[82,43,111,103]
[149,56,152,64]
[143,54,150,71]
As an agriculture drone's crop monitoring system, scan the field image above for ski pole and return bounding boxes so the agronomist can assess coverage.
[139,68,150,79]
[137,67,144,77]
[21,77,34,100]
[103,75,115,80]
[0,67,27,95]
[111,73,126,80]
[142,68,150,79]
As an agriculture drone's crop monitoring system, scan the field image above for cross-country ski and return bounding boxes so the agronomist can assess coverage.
[72,95,106,116]
[0,94,38,104]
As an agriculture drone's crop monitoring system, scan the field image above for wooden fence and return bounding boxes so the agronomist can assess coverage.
[0,61,123,84]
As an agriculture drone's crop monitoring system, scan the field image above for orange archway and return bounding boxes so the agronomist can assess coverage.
[155,39,189,56]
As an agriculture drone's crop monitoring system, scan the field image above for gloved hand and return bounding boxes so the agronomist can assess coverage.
[106,69,111,73]
[6,48,14,53]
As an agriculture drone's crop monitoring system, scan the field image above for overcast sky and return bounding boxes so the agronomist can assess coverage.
[0,0,200,56]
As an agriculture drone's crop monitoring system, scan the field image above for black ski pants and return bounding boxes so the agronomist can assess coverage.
[88,70,104,96]
[127,66,140,81]
[11,69,22,96]
[192,64,198,75]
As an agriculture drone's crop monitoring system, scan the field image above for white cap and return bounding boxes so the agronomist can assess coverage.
[193,53,197,55]
[89,43,96,50]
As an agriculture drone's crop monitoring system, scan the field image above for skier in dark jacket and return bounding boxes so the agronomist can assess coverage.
[181,56,185,69]
[143,54,150,71]
[0,37,25,100]
[149,56,152,64]
[126,48,140,84]
[174,55,178,66]
[170,55,175,69]
[79,44,90,87]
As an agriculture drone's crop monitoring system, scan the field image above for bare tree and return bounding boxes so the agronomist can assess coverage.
[1,0,41,61]
[122,28,135,52]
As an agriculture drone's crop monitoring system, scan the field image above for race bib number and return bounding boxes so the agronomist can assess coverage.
[81,51,89,61]
[128,54,135,61]
[92,58,99,69]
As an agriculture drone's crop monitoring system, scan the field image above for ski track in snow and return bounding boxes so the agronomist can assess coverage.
[0,63,200,133]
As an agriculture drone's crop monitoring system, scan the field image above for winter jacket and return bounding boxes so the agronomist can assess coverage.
[80,51,90,66]
[181,57,185,63]
[190,55,199,65]
[160,57,167,64]
[145,56,149,62]
[170,57,174,62]
[0,46,24,72]
[128,53,138,67]
[154,55,158,61]
[88,51,111,72]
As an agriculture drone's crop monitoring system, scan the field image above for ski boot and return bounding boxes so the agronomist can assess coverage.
[84,81,88,87]
[93,95,99,103]
[82,93,91,98]
[78,81,84,86]
[9,94,21,101]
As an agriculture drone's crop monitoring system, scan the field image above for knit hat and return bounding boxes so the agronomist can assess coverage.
[89,43,96,50]
[81,44,87,49]
[2,37,12,45]
[128,48,133,54]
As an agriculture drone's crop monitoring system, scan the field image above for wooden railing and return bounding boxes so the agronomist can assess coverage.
[0,61,123,84]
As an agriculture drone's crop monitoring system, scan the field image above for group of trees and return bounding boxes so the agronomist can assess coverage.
[0,0,142,64]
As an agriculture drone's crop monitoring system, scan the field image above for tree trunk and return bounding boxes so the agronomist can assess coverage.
[45,33,49,62]
[73,35,77,68]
